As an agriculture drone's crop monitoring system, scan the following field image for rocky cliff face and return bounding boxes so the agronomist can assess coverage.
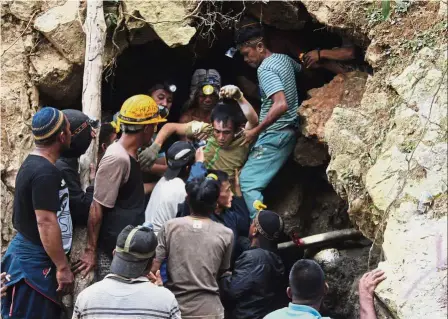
[298,1,447,317]
[1,1,446,317]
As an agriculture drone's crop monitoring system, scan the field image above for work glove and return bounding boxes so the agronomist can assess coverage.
[139,143,161,169]
[219,85,243,101]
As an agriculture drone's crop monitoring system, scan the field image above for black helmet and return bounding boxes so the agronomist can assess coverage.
[61,109,96,158]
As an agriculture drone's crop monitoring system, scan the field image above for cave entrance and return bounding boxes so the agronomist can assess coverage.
[99,6,376,319]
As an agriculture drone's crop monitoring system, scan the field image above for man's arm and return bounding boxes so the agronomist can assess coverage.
[139,123,191,170]
[359,269,386,319]
[72,201,103,276]
[187,147,208,182]
[220,85,259,129]
[246,91,288,143]
[154,123,190,146]
[151,224,168,274]
[238,96,259,130]
[303,47,356,70]
[36,210,73,293]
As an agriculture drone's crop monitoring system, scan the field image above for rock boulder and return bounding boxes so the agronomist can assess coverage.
[1,16,38,252]
[30,41,82,106]
[34,0,85,64]
[122,0,197,47]
[299,71,368,142]
[325,45,447,318]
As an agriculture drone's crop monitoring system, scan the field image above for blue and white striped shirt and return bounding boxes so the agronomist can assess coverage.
[257,53,302,131]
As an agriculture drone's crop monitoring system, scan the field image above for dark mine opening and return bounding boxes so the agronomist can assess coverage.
[99,12,372,122]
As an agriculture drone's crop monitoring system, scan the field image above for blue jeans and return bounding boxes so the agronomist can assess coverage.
[240,129,297,219]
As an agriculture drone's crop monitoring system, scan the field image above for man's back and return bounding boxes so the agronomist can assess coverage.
[157,217,233,318]
[73,275,181,319]
[220,247,285,319]
[145,176,186,236]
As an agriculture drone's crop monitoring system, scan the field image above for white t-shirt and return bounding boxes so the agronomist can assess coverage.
[73,275,181,319]
[145,177,186,236]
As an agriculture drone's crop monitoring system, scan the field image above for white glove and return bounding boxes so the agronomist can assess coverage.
[219,85,243,101]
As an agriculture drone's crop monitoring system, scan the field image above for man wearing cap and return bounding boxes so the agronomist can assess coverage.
[220,210,285,319]
[145,141,196,236]
[73,224,181,319]
[73,94,167,281]
[180,69,222,124]
[56,109,98,226]
[1,107,74,318]
[235,19,302,219]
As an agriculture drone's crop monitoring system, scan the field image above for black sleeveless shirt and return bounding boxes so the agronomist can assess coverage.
[98,155,145,255]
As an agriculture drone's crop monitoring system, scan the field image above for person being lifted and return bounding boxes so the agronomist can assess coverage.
[73,95,168,281]
[139,85,258,182]
[235,19,302,219]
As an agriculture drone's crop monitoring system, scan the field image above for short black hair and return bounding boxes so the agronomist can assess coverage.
[35,117,67,146]
[99,122,115,146]
[210,99,245,132]
[289,259,326,303]
[235,17,265,48]
[148,83,174,96]
[207,169,229,185]
[185,177,220,217]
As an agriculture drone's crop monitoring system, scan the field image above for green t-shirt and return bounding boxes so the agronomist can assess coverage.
[185,121,249,178]
[257,53,301,131]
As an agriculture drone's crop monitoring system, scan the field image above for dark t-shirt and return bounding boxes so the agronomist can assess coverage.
[13,155,73,252]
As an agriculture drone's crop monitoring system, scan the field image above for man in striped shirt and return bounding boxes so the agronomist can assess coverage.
[235,21,302,219]
[73,224,181,319]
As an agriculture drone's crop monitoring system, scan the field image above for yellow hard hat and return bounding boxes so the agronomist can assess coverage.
[118,95,167,126]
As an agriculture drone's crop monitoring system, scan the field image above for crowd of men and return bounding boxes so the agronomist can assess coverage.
[1,20,385,319]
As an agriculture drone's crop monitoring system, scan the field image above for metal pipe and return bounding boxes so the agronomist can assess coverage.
[278,229,363,250]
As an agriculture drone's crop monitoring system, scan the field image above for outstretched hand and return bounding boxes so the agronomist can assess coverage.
[147,270,163,287]
[72,248,96,278]
[195,146,205,163]
[1,272,10,297]
[359,269,386,299]
[139,143,161,169]
[303,50,320,68]
[56,266,74,295]
[219,85,243,101]
[240,127,259,146]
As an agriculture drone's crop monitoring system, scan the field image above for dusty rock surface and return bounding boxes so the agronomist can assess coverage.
[34,0,86,65]
[245,1,309,30]
[1,14,39,252]
[29,40,82,105]
[296,2,447,317]
[298,71,368,142]
[122,0,197,47]
[293,135,329,167]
